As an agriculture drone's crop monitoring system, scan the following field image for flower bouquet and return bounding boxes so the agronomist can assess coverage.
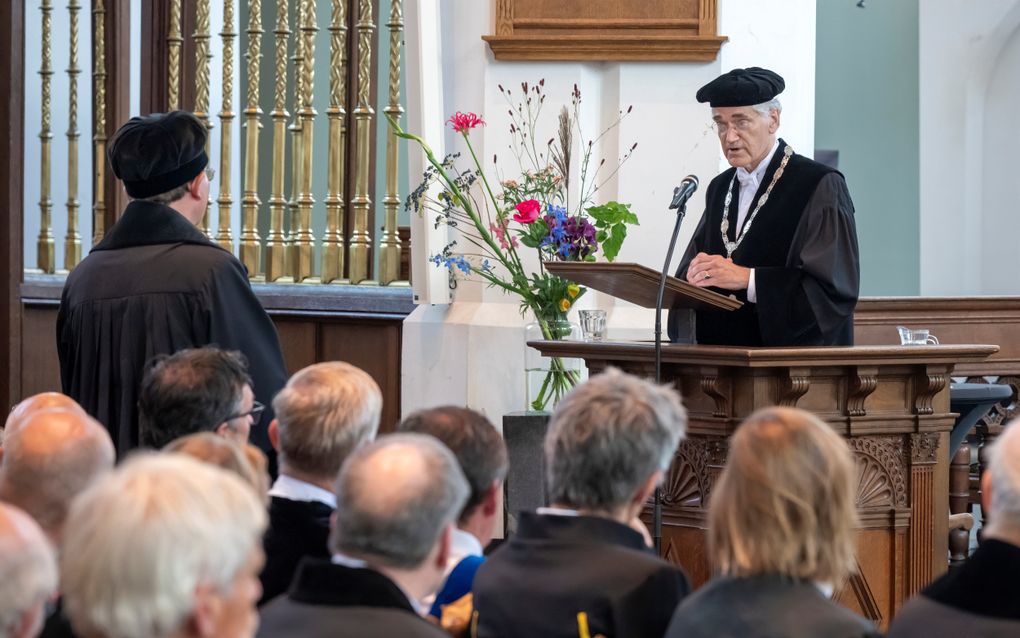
[388,81,639,410]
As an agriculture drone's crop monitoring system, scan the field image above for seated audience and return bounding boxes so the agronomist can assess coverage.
[0,502,58,638]
[887,419,1020,637]
[258,433,468,638]
[164,432,269,500]
[0,405,114,544]
[472,367,690,638]
[665,406,879,638]
[60,454,267,638]
[138,347,259,449]
[259,361,382,604]
[398,406,508,621]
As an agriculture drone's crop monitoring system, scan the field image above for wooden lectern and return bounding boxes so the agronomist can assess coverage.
[533,263,998,628]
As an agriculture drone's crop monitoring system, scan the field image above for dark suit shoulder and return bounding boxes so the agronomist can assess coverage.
[888,595,1020,638]
[258,600,448,638]
[666,576,876,638]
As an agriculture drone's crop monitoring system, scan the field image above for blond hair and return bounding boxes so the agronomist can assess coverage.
[708,407,858,584]
[163,432,268,500]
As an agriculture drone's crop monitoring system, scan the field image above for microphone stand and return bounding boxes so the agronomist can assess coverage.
[652,190,690,555]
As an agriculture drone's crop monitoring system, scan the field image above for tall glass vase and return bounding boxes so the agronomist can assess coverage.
[524,315,582,412]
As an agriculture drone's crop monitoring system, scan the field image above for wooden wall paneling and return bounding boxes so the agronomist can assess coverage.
[271,316,319,373]
[0,0,25,410]
[483,0,727,61]
[318,319,402,432]
[21,305,62,396]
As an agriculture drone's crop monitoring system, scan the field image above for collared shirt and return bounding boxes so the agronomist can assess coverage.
[536,506,581,517]
[269,474,337,509]
[423,527,486,607]
[331,553,426,615]
[734,139,779,304]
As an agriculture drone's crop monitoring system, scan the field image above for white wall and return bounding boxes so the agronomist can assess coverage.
[402,0,817,421]
[919,0,1020,294]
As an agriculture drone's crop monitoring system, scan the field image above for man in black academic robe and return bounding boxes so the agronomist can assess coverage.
[56,111,287,458]
[668,67,860,347]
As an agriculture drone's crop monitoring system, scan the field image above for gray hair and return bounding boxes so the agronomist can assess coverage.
[751,98,782,116]
[0,409,115,538]
[273,362,383,478]
[0,503,57,638]
[135,183,190,205]
[545,367,687,513]
[987,421,1020,527]
[60,453,267,638]
[331,433,469,569]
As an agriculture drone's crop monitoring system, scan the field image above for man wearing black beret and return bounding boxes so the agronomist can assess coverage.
[668,68,860,346]
[56,111,288,463]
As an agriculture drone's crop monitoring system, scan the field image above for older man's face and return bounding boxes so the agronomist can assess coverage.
[202,547,264,638]
[713,106,779,172]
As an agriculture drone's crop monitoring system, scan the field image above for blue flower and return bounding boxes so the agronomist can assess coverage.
[481,259,492,272]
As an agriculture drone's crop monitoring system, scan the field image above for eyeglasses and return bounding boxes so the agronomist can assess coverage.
[713,118,758,136]
[205,166,216,181]
[226,401,264,426]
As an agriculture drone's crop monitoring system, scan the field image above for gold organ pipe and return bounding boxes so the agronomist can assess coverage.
[193,0,213,237]
[215,0,237,252]
[265,0,290,282]
[294,0,318,282]
[320,0,348,284]
[347,0,375,284]
[37,0,55,273]
[167,0,182,109]
[240,0,264,277]
[91,0,106,245]
[65,0,82,270]
[379,0,404,285]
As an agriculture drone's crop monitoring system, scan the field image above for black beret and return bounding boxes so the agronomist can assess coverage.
[108,111,209,199]
[696,67,785,107]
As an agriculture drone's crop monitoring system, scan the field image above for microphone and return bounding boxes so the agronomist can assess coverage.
[653,175,697,555]
[669,175,699,210]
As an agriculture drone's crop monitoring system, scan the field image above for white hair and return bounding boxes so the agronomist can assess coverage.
[751,98,783,116]
[988,422,1020,527]
[0,503,57,638]
[60,453,267,638]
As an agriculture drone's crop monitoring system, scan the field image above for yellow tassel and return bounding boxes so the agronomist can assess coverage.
[577,611,591,638]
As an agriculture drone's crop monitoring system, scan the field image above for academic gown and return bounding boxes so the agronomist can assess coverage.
[667,139,860,347]
[56,200,288,457]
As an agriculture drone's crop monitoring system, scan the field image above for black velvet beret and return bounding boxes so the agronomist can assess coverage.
[108,111,208,199]
[696,67,785,107]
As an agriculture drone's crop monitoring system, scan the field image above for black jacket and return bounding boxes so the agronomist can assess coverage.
[258,496,333,606]
[666,574,879,638]
[57,200,288,456]
[257,559,448,638]
[887,539,1020,638]
[472,512,689,638]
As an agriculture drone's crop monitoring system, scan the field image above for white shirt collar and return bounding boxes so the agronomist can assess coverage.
[269,474,337,509]
[449,528,484,563]
[735,139,780,185]
[536,506,581,517]
[331,553,426,615]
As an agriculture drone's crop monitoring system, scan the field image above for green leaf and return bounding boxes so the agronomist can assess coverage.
[601,223,627,262]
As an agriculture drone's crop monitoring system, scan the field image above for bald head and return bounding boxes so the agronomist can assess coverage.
[0,503,58,638]
[331,433,469,570]
[986,421,1020,536]
[0,409,115,542]
[3,392,85,442]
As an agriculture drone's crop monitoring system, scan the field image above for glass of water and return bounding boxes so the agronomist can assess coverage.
[579,309,608,342]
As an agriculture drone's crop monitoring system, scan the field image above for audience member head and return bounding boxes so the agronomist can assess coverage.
[3,392,85,444]
[330,434,469,601]
[138,347,257,449]
[399,406,508,546]
[544,367,687,522]
[982,419,1020,543]
[108,111,211,224]
[61,453,266,638]
[708,406,858,585]
[270,362,382,488]
[0,503,58,638]
[164,433,268,500]
[0,408,115,543]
